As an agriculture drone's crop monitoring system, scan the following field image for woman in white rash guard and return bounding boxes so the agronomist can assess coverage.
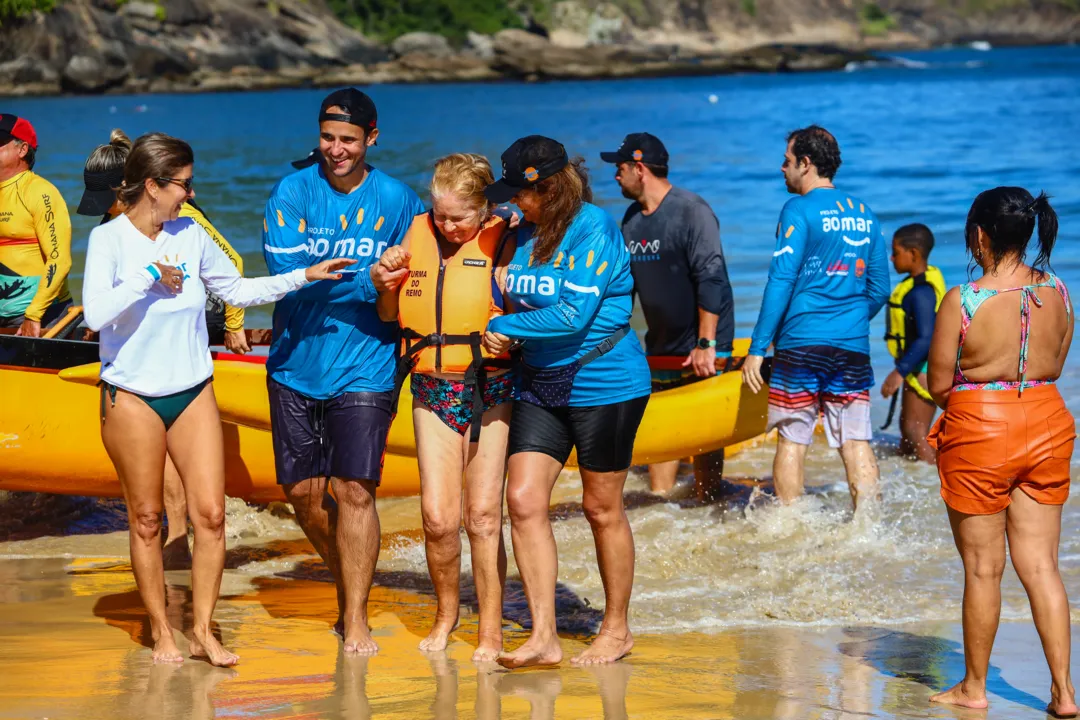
[82,132,352,666]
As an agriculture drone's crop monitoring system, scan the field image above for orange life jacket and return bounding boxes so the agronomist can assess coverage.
[397,212,509,374]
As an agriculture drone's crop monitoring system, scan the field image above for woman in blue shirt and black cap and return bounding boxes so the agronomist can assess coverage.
[482,136,651,668]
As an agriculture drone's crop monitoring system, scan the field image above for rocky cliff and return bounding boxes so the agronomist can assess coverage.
[0,0,1077,97]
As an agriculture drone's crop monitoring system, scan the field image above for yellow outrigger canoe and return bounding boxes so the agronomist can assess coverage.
[1,323,768,501]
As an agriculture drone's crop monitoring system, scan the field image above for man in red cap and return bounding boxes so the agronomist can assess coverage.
[0,113,73,336]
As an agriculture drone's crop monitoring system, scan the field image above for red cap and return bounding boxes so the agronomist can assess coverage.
[0,114,38,149]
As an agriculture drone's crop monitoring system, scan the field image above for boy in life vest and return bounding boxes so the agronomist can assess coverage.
[881,223,946,463]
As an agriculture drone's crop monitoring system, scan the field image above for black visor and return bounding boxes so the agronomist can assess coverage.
[484,135,569,204]
[77,166,124,217]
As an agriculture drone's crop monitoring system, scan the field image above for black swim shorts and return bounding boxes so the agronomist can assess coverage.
[507,395,650,473]
[268,377,394,486]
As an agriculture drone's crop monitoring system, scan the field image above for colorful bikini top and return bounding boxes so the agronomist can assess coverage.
[954,273,1071,393]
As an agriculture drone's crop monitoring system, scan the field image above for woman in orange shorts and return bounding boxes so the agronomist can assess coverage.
[926,187,1076,716]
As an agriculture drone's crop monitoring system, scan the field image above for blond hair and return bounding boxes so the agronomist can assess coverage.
[84,128,132,174]
[430,153,495,222]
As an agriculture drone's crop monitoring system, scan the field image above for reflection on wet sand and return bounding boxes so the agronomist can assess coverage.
[0,561,1072,719]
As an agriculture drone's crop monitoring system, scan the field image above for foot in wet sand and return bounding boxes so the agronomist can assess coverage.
[473,641,502,664]
[1048,685,1079,719]
[343,623,379,655]
[571,628,633,665]
[333,619,345,638]
[929,681,987,710]
[152,630,185,664]
[497,635,562,669]
[418,615,459,653]
[190,630,239,667]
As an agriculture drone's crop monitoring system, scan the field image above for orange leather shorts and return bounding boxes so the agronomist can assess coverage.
[928,383,1075,515]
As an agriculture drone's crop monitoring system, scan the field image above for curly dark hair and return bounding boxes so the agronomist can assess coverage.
[787,125,841,180]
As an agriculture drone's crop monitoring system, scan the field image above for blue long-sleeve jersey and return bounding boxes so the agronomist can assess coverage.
[487,203,651,407]
[749,188,890,356]
[262,164,424,399]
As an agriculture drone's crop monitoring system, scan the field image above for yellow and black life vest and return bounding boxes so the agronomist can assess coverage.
[393,212,512,440]
[884,265,946,401]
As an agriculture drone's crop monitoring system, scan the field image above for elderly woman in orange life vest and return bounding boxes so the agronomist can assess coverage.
[375,153,516,661]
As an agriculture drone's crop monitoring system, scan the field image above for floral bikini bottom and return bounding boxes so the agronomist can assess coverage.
[410,372,515,435]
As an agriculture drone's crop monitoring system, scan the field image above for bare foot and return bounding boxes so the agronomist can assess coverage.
[1049,682,1079,718]
[152,630,185,664]
[190,630,240,667]
[497,635,562,669]
[929,681,988,710]
[332,620,345,638]
[473,642,502,664]
[418,615,459,653]
[161,535,192,571]
[343,623,379,655]
[1049,697,1080,717]
[571,628,633,665]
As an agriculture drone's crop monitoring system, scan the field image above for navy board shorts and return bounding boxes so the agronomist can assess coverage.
[268,377,394,486]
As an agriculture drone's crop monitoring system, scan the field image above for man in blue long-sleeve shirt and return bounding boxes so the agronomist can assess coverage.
[263,88,423,655]
[743,126,889,510]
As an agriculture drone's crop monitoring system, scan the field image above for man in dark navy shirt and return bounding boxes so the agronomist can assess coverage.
[601,132,735,497]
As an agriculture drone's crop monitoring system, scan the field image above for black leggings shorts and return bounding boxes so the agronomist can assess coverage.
[507,395,650,472]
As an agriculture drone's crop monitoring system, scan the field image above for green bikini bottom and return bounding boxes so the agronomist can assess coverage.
[100,377,212,429]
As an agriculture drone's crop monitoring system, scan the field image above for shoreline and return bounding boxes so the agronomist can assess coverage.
[3,42,880,100]
[1,39,1061,101]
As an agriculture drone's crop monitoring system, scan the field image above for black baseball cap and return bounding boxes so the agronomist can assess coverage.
[484,135,569,204]
[294,88,379,169]
[77,164,124,217]
[319,87,377,131]
[600,132,668,167]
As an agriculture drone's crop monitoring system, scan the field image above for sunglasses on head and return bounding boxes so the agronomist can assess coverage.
[157,176,194,192]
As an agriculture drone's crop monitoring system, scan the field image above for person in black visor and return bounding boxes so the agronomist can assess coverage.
[481,136,651,669]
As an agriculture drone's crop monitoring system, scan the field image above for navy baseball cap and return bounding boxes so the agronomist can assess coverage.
[600,132,668,167]
[484,135,569,204]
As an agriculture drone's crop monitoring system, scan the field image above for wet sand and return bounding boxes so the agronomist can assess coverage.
[0,471,1074,720]
[0,557,1067,720]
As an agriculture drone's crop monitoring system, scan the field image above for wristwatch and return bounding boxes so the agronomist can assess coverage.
[696,338,717,350]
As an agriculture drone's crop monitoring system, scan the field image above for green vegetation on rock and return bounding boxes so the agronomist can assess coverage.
[326,0,526,43]
[0,0,56,25]
[860,2,897,35]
